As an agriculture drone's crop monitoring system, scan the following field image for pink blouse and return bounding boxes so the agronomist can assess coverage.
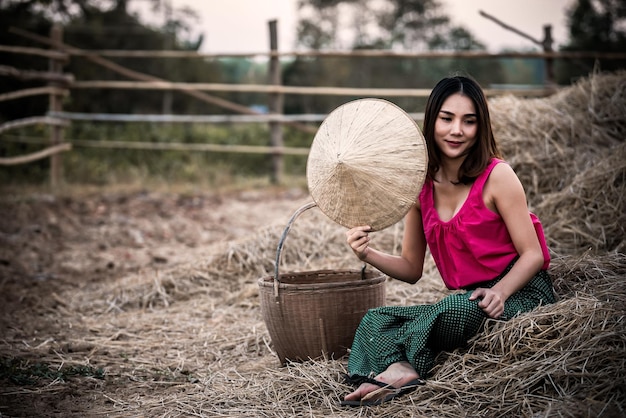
[419,159,550,290]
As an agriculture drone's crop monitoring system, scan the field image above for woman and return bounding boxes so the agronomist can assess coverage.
[341,75,555,406]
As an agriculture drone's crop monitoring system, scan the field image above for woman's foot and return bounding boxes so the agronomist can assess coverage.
[344,361,420,402]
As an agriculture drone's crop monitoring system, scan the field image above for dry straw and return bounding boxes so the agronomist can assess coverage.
[490,70,626,254]
[307,98,427,231]
[1,71,624,417]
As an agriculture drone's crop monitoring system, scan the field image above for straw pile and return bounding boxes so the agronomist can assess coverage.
[0,71,624,417]
[490,70,626,254]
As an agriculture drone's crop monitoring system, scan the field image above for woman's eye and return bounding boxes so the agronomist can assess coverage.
[465,119,476,125]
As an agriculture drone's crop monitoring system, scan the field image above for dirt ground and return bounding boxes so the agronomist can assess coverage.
[0,186,318,417]
[0,185,624,417]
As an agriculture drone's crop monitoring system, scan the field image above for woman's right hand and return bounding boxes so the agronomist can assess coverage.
[346,226,372,261]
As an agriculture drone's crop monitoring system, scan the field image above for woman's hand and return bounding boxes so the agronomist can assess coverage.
[346,226,372,261]
[469,287,506,319]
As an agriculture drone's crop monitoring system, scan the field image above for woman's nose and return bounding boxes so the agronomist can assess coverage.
[451,120,462,135]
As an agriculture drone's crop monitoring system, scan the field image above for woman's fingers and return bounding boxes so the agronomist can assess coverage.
[470,288,504,319]
[346,226,372,260]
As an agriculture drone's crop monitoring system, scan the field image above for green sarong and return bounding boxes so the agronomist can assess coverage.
[347,262,555,381]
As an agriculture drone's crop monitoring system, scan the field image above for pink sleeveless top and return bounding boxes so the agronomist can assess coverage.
[419,159,550,290]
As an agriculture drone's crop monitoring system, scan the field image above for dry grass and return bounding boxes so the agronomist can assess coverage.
[0,71,625,417]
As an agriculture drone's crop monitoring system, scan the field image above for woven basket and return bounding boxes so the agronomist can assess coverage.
[258,202,386,365]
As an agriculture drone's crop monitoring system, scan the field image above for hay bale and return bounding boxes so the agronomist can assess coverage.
[490,71,626,254]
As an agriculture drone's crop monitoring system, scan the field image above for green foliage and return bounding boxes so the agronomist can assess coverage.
[0,122,311,186]
[0,356,104,385]
[557,0,626,82]
[295,0,486,52]
[0,0,221,120]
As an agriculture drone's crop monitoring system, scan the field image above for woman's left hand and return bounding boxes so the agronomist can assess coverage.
[469,288,506,319]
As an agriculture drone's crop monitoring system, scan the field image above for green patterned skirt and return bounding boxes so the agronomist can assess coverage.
[346,262,555,382]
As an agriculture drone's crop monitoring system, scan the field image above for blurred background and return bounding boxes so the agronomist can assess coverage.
[1,0,624,190]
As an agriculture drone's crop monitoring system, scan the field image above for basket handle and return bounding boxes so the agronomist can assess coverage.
[273,201,368,298]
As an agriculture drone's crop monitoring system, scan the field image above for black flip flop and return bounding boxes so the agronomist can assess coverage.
[340,378,425,407]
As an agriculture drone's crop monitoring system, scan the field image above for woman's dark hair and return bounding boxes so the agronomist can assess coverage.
[422,75,501,184]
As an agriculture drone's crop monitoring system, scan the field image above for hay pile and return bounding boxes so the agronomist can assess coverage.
[0,71,624,417]
[490,71,626,254]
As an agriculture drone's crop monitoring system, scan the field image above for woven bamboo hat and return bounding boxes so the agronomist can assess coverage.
[306,98,428,231]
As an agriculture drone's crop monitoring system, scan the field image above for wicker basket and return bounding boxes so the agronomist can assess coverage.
[258,202,386,365]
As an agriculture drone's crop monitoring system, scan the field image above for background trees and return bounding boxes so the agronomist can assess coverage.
[285,0,500,114]
[3,0,625,120]
[557,0,626,83]
[0,0,221,122]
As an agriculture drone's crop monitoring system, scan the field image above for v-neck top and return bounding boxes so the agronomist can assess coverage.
[419,158,550,290]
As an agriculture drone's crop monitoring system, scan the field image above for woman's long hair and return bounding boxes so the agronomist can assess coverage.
[422,75,501,184]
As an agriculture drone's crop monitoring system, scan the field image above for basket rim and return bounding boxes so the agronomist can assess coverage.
[258,269,386,291]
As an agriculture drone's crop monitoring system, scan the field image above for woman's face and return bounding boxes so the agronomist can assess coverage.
[434,93,478,161]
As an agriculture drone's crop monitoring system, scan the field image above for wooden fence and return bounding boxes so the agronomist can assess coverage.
[2,22,625,187]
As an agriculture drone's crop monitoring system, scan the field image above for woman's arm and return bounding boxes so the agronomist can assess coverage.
[470,163,545,318]
[346,204,428,284]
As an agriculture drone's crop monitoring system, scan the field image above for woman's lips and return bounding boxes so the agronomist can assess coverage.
[446,140,463,147]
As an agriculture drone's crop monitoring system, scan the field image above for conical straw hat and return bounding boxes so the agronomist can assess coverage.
[306,98,428,231]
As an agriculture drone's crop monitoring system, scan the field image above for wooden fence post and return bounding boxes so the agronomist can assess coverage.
[48,24,65,188]
[268,20,284,185]
[542,24,555,87]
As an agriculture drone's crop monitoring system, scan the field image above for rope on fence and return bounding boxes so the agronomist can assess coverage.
[0,143,71,166]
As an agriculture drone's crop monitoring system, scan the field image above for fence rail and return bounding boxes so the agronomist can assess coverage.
[61,48,626,60]
[47,111,425,123]
[70,80,551,97]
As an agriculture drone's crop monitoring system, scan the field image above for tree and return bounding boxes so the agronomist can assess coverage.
[558,0,626,82]
[285,0,499,116]
[0,0,221,121]
[295,0,485,51]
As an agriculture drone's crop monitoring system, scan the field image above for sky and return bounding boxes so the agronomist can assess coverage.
[130,0,575,54]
